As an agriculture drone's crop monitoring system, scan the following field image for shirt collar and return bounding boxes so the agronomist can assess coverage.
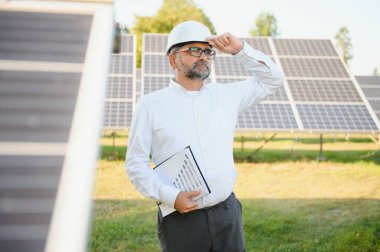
[169,79,207,97]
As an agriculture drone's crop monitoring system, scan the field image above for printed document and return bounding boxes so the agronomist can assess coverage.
[154,146,211,217]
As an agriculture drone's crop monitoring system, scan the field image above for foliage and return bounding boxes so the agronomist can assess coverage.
[249,12,280,37]
[335,26,353,66]
[131,0,216,67]
[373,67,379,76]
[113,22,129,53]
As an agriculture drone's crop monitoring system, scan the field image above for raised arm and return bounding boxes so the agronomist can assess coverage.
[207,33,284,113]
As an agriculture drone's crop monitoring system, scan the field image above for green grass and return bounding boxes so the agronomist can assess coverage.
[99,132,380,164]
[233,149,380,164]
[243,199,380,252]
[90,198,380,252]
[100,145,380,164]
[90,200,158,252]
[89,161,380,252]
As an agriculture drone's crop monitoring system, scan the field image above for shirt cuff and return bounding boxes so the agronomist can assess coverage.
[159,184,181,208]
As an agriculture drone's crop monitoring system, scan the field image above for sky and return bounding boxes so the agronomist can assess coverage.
[114,0,380,75]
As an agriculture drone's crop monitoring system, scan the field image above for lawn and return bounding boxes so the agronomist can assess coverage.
[89,158,380,251]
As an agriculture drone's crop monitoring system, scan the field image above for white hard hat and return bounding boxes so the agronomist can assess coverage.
[166,20,212,55]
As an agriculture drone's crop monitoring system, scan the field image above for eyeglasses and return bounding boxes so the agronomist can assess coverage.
[175,46,216,60]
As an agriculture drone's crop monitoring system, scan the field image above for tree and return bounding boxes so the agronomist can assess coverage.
[113,22,129,53]
[249,12,279,37]
[131,0,216,67]
[373,67,379,76]
[335,26,353,66]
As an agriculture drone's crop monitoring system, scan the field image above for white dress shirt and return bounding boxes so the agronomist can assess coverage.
[126,42,284,209]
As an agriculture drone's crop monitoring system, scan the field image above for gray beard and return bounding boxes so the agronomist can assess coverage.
[185,61,210,81]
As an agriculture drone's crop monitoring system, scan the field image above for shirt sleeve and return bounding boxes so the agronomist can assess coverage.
[229,41,285,113]
[125,98,180,208]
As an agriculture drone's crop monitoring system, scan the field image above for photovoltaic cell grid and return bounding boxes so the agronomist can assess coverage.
[274,38,378,132]
[274,39,338,56]
[356,76,380,122]
[297,104,376,130]
[140,34,379,132]
[136,69,141,100]
[141,34,172,96]
[0,3,112,251]
[288,80,362,102]
[238,104,298,129]
[103,34,135,129]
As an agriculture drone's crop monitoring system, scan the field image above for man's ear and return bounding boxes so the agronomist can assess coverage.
[168,53,177,69]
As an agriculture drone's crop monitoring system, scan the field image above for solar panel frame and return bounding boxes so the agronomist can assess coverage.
[0,2,113,251]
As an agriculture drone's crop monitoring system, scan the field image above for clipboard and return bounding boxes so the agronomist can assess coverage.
[154,146,211,217]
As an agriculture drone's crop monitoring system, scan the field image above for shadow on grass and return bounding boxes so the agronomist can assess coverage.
[100,145,380,165]
[89,198,380,252]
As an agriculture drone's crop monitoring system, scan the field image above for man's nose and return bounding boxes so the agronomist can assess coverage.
[199,51,209,60]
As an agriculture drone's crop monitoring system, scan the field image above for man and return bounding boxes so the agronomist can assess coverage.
[126,20,284,251]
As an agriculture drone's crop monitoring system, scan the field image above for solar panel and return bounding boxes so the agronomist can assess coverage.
[0,1,113,251]
[144,33,168,53]
[297,104,378,131]
[274,39,337,56]
[356,76,380,86]
[103,101,133,128]
[274,38,379,132]
[107,76,133,99]
[109,54,134,74]
[213,56,251,76]
[120,34,134,53]
[288,79,362,102]
[141,34,173,96]
[136,68,142,100]
[103,34,136,130]
[280,58,349,78]
[140,34,379,132]
[368,100,380,111]
[143,54,172,74]
[243,37,273,56]
[355,76,380,123]
[143,76,172,93]
[237,104,298,130]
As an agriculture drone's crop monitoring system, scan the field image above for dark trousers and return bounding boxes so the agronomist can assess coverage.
[157,192,245,252]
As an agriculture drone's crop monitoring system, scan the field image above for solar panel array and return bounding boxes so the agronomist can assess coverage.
[140,34,379,132]
[0,1,113,251]
[355,76,380,124]
[273,38,378,132]
[103,34,136,129]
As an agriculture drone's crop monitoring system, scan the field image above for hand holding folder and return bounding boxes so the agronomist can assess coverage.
[154,146,211,217]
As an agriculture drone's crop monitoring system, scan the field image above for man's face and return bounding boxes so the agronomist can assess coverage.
[173,42,212,81]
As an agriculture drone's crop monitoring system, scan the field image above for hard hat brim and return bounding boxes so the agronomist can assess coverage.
[166,41,212,55]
